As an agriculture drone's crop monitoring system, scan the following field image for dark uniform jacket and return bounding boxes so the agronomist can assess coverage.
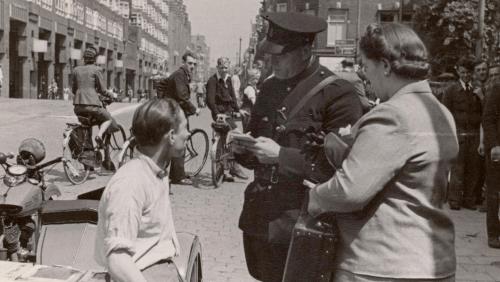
[235,58,363,242]
[72,64,107,107]
[483,82,500,150]
[206,73,239,120]
[157,66,197,116]
[442,81,482,136]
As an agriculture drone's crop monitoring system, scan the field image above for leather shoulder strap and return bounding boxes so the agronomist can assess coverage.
[287,75,339,121]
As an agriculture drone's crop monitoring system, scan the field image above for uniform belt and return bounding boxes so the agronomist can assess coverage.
[255,165,279,184]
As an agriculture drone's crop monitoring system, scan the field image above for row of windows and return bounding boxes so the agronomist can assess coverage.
[269,3,412,48]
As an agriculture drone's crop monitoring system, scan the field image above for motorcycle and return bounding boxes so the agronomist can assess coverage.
[0,140,203,281]
[0,150,62,262]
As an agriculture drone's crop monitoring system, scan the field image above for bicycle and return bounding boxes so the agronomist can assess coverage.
[62,99,128,185]
[210,113,236,188]
[118,119,209,178]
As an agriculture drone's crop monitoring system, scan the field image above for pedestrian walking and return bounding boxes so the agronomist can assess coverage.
[231,66,242,107]
[308,22,458,282]
[156,51,200,185]
[48,79,58,100]
[232,12,363,282]
[127,88,133,103]
[95,98,186,281]
[240,68,260,132]
[442,56,483,210]
[473,59,491,211]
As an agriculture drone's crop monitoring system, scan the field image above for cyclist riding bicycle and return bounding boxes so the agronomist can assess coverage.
[72,46,118,149]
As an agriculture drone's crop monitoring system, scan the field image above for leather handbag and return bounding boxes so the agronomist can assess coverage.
[282,194,338,282]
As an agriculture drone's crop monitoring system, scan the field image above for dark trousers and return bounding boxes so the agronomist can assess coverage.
[243,233,289,282]
[486,153,500,239]
[448,134,482,206]
[169,156,185,182]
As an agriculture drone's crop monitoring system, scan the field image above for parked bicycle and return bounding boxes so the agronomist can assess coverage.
[210,113,237,188]
[62,97,128,185]
[118,119,209,178]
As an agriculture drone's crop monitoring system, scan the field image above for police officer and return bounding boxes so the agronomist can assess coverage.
[232,12,363,282]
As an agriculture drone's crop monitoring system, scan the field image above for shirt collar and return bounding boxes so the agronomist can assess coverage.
[181,65,191,81]
[137,153,168,179]
[391,80,433,99]
[459,79,471,91]
[216,71,230,81]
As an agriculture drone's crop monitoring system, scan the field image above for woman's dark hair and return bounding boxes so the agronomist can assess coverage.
[131,98,182,147]
[359,23,429,79]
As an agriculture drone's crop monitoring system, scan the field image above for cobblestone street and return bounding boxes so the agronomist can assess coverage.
[1,98,500,281]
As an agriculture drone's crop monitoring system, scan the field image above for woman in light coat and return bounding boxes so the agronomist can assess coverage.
[308,23,459,281]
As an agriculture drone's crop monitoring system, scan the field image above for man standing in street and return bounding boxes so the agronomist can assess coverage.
[443,56,483,210]
[157,51,199,185]
[232,12,363,282]
[206,57,249,181]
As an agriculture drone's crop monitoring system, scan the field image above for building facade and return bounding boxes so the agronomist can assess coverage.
[0,0,192,99]
[189,34,210,82]
[262,0,415,66]
[166,0,191,72]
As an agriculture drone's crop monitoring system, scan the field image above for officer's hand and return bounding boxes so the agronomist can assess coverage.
[246,137,280,164]
[231,141,248,155]
[239,109,250,117]
[491,146,500,162]
[478,142,485,157]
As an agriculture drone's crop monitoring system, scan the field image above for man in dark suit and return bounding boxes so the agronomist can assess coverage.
[73,46,117,148]
[482,79,500,248]
[232,12,363,282]
[157,51,200,185]
[442,56,483,210]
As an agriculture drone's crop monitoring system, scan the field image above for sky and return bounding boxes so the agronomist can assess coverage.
[183,0,261,66]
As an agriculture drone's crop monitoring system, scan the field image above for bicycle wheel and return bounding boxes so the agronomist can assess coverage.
[211,135,226,188]
[184,129,209,177]
[118,137,135,168]
[63,128,91,185]
[107,124,127,166]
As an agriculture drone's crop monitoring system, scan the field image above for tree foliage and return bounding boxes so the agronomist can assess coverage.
[413,0,500,75]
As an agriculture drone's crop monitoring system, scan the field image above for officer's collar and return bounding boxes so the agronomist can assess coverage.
[279,56,319,85]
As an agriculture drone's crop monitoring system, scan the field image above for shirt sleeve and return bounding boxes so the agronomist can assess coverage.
[309,104,410,212]
[101,177,147,258]
[244,86,256,104]
[173,74,197,115]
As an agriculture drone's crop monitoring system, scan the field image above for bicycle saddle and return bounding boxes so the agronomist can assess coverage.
[76,115,98,127]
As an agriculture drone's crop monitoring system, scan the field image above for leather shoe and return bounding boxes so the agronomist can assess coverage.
[230,167,249,180]
[449,202,461,210]
[488,237,500,249]
[171,178,193,186]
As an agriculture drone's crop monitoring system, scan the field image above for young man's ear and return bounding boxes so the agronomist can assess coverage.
[163,129,175,146]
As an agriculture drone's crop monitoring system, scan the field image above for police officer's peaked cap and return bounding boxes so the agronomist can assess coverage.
[259,12,327,55]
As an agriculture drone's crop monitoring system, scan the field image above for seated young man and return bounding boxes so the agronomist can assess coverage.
[94,98,189,282]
